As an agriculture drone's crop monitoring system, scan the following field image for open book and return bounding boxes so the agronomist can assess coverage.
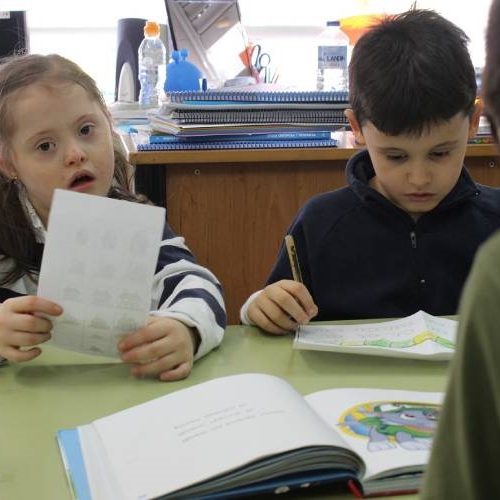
[294,310,457,360]
[56,373,442,499]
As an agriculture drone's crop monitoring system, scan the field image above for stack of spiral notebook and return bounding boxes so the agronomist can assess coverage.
[135,89,349,151]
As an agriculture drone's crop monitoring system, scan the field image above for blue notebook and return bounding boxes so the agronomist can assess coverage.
[136,138,338,151]
[147,130,332,143]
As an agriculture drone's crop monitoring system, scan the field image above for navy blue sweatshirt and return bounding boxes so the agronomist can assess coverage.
[265,149,500,320]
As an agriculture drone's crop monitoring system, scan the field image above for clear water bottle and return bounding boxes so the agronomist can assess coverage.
[138,21,166,107]
[316,20,349,93]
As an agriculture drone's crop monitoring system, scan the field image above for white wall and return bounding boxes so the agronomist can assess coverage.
[240,0,492,89]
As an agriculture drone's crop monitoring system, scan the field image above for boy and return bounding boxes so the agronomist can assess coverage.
[240,9,500,334]
[422,1,500,498]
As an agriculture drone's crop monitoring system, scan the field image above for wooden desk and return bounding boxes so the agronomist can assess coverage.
[0,324,448,499]
[124,133,499,323]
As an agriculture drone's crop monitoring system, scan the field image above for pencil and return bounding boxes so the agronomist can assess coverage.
[284,234,303,283]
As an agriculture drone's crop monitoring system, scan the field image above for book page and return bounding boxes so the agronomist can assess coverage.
[305,388,443,482]
[294,310,456,360]
[85,373,355,500]
[38,190,165,357]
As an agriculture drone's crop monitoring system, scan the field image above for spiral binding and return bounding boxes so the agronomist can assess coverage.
[170,109,348,124]
[165,90,349,103]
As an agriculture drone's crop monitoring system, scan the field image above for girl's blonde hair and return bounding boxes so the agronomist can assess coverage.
[0,54,146,285]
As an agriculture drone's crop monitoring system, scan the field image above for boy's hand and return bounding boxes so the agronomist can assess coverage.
[0,296,62,362]
[118,317,199,382]
[247,280,318,335]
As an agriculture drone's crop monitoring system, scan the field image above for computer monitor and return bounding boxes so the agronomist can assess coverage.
[164,0,251,87]
[0,11,29,58]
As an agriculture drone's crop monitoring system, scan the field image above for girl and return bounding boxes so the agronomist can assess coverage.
[0,54,226,381]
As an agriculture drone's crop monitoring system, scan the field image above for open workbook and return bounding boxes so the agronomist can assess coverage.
[57,373,442,499]
[294,310,457,360]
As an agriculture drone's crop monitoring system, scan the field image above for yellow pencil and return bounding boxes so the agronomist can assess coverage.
[284,234,303,283]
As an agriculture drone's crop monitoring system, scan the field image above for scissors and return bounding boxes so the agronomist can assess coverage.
[250,44,272,83]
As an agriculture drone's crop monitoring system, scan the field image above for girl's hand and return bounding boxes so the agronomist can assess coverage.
[118,317,200,382]
[0,296,63,362]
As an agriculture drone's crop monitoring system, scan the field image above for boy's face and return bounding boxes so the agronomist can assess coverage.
[2,82,115,226]
[347,109,480,218]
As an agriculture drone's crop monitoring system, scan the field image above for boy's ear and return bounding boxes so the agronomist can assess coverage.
[467,99,483,139]
[344,109,366,145]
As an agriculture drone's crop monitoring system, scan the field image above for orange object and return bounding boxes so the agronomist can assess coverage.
[239,45,252,68]
[340,14,386,45]
[144,21,160,38]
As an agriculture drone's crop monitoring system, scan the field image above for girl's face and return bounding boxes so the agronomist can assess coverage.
[3,82,115,226]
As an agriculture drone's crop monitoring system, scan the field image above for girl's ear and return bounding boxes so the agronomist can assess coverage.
[468,99,483,139]
[0,153,17,179]
[344,109,366,145]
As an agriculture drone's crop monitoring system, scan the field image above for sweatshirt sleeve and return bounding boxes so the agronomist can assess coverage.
[149,223,226,360]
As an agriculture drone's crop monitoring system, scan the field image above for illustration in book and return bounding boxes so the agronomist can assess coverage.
[338,400,439,452]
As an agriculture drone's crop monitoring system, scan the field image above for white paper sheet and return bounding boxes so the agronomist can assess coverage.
[38,189,165,357]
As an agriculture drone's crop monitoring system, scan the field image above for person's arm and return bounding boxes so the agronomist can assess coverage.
[0,295,62,362]
[240,290,262,325]
[147,223,226,359]
[422,233,500,499]
[118,223,226,381]
[0,272,47,364]
[240,223,317,335]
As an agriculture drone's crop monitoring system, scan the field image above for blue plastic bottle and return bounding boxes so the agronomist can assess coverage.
[164,49,202,92]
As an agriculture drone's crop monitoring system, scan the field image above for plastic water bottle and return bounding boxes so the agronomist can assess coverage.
[138,21,166,107]
[316,20,349,93]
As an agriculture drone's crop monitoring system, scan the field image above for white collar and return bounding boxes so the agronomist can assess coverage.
[17,185,46,244]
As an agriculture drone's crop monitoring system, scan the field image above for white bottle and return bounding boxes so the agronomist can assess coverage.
[138,21,166,107]
[316,20,349,94]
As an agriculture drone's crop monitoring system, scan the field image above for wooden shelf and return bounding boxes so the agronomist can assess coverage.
[125,131,497,166]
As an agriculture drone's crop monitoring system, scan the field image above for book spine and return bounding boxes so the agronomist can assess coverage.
[166,90,349,104]
[137,139,338,151]
[149,131,332,143]
[149,135,180,143]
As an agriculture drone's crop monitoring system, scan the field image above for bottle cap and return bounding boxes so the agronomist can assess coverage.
[144,21,160,37]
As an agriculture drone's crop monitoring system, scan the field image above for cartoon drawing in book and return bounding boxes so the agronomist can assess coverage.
[339,401,440,452]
